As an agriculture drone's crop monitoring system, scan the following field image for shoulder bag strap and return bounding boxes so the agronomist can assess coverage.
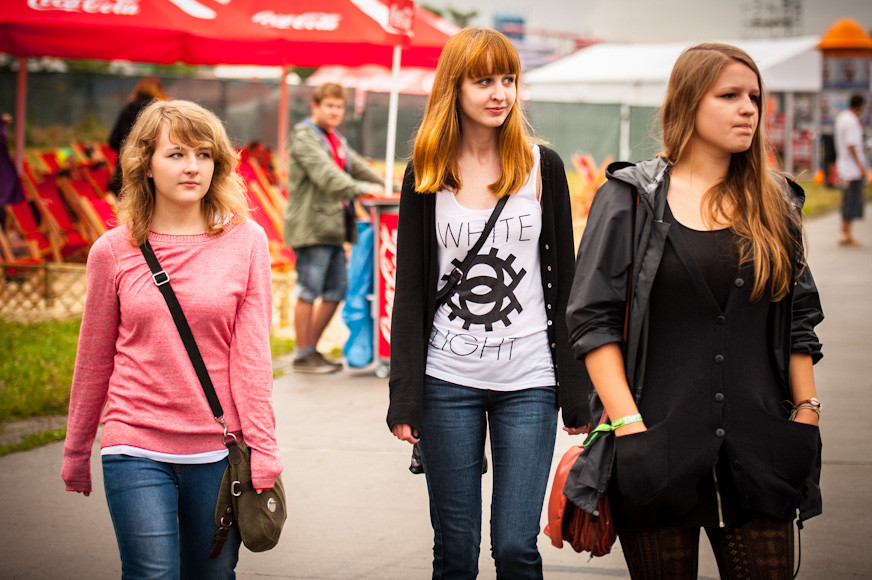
[139,240,225,422]
[435,193,510,306]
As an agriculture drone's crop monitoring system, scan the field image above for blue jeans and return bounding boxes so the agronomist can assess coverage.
[417,376,558,579]
[102,455,241,580]
[293,244,347,302]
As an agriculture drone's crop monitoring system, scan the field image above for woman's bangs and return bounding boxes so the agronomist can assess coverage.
[465,36,519,79]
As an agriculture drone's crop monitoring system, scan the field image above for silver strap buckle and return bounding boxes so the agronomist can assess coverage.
[152,270,170,286]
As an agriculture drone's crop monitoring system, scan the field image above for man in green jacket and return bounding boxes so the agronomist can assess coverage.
[284,83,384,374]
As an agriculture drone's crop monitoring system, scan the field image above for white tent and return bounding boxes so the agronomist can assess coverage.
[524,36,822,169]
[524,36,821,106]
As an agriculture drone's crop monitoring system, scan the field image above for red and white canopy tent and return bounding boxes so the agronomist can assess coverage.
[1,0,458,187]
[307,64,437,95]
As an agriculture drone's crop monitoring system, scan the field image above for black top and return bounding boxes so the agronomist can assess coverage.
[670,206,738,312]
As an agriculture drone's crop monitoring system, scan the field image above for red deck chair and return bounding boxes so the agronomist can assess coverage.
[81,163,114,197]
[245,180,283,234]
[244,188,294,269]
[0,227,41,266]
[100,145,118,170]
[21,158,44,184]
[56,175,109,241]
[37,150,63,175]
[5,202,61,262]
[79,198,118,238]
[22,175,91,260]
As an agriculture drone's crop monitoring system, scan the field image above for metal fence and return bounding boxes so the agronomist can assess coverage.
[1,70,659,166]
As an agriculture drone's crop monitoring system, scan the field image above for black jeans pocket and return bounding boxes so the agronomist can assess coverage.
[614,423,668,507]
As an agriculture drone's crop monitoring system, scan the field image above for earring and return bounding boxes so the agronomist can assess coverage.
[147,171,153,178]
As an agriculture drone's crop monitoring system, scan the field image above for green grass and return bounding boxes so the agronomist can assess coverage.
[0,428,67,457]
[270,334,296,359]
[0,319,81,422]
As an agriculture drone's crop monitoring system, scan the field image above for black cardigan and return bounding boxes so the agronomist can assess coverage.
[565,157,824,523]
[387,146,591,433]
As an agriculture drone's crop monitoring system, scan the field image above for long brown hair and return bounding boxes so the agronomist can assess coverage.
[413,27,534,198]
[661,43,801,301]
[115,100,248,246]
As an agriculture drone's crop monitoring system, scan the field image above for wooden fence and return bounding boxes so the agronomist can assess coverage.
[1,263,296,327]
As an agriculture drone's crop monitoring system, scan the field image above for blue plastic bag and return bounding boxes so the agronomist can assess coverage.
[342,221,374,367]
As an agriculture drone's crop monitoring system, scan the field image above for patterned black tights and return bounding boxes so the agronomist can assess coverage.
[619,519,794,579]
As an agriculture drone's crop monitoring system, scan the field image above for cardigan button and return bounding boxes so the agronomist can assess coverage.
[547,319,553,326]
[547,283,552,288]
[732,460,742,471]
[715,428,725,437]
[734,278,745,288]
[716,315,726,325]
[545,244,550,250]
[551,343,556,349]
[714,354,725,364]
[547,266,552,271]
[547,304,552,309]
[715,392,724,402]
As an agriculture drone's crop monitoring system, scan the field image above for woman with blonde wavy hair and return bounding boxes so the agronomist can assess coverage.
[388,27,589,578]
[63,100,282,579]
[566,43,824,578]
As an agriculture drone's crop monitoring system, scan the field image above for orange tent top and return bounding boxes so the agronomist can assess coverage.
[818,18,872,50]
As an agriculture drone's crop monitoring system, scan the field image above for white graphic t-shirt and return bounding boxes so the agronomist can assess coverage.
[426,146,556,391]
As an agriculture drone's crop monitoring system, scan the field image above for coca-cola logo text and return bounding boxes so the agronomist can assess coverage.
[27,0,140,15]
[252,11,341,31]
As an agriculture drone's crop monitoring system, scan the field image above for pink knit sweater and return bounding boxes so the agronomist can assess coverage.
[62,219,283,493]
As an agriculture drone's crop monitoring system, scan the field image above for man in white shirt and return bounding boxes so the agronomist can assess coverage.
[834,94,867,246]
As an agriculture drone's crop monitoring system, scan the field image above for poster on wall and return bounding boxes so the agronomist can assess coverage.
[822,57,871,90]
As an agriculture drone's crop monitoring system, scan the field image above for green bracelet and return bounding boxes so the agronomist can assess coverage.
[611,413,643,430]
[583,413,643,448]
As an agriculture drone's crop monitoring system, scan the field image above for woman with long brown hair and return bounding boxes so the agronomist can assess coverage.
[388,27,589,578]
[566,43,824,578]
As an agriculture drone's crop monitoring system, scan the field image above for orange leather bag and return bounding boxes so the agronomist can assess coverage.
[543,436,617,556]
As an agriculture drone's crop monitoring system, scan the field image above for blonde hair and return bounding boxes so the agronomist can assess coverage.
[412,27,534,198]
[661,43,801,301]
[116,99,248,246]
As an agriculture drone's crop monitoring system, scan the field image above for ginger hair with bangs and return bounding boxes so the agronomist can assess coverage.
[115,99,248,246]
[661,43,802,301]
[412,27,534,198]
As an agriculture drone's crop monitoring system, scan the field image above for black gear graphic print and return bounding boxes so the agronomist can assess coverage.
[442,247,526,331]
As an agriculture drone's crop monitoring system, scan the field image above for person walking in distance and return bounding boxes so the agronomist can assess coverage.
[284,83,385,374]
[834,94,867,246]
[388,28,590,578]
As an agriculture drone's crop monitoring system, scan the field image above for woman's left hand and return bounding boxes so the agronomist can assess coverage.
[563,425,590,436]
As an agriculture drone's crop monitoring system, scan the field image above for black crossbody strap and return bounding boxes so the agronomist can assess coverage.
[140,240,224,420]
[435,193,510,306]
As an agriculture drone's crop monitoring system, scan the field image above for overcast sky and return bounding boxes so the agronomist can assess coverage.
[424,0,872,44]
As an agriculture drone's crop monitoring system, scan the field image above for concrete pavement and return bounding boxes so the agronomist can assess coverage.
[1,205,870,579]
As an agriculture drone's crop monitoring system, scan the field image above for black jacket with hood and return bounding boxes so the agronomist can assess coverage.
[564,157,824,524]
